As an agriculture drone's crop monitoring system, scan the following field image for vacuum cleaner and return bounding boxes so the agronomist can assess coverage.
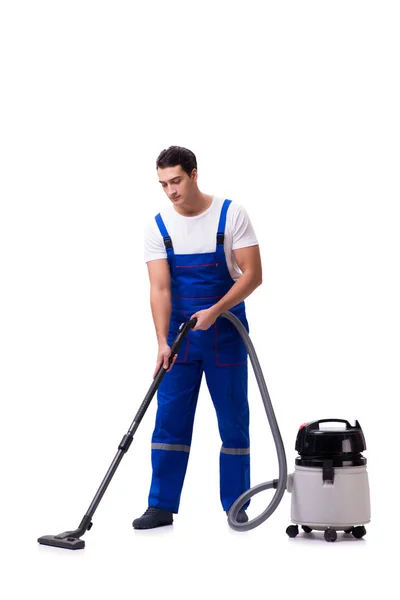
[223,311,371,542]
[38,312,370,549]
[284,419,370,542]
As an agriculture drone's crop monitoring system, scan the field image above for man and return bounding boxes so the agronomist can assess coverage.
[133,146,262,529]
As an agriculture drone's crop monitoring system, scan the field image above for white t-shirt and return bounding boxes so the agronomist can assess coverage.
[144,196,258,281]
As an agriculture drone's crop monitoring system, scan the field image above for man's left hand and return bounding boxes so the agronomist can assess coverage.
[190,308,219,331]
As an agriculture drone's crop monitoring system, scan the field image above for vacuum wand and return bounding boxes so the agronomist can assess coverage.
[37,318,197,550]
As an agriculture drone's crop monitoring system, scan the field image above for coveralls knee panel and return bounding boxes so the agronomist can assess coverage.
[148,199,250,513]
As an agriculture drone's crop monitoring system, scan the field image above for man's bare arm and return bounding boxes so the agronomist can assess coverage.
[147,259,174,374]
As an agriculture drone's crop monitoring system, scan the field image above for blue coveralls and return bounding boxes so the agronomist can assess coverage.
[149,199,250,513]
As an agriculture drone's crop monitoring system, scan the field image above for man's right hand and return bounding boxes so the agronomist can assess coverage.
[153,342,177,378]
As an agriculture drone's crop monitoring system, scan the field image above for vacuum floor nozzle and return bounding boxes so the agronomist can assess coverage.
[38,533,85,550]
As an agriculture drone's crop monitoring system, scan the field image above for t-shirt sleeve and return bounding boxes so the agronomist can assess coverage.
[144,219,167,263]
[231,204,259,250]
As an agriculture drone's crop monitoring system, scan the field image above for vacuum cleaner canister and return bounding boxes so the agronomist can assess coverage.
[286,419,371,542]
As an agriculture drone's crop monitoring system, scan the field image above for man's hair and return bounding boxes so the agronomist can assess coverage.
[156,146,197,176]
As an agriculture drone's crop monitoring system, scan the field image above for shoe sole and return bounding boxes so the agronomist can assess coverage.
[133,521,173,530]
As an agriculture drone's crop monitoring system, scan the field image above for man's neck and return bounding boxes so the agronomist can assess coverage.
[174,193,213,217]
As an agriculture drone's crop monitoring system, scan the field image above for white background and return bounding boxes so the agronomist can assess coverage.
[1,1,399,598]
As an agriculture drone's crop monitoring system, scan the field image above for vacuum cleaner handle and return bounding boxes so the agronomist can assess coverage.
[126,317,197,429]
[306,418,353,430]
[144,317,197,391]
[168,318,198,365]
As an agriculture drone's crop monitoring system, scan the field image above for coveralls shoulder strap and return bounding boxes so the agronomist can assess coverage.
[155,199,232,254]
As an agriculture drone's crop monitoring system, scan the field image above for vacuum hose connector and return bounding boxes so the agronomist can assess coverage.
[221,311,287,531]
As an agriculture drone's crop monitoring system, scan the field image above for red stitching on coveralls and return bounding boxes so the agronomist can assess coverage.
[173,295,223,299]
[176,263,218,268]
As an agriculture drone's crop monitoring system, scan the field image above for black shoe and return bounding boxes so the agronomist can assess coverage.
[226,509,249,523]
[132,507,174,529]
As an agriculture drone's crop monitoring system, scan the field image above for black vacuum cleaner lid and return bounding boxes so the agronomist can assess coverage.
[295,419,366,457]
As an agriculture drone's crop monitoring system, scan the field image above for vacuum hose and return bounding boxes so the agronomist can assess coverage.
[221,311,287,531]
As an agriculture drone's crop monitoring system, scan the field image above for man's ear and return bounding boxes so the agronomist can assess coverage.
[191,168,198,181]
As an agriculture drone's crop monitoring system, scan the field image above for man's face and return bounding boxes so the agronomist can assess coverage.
[157,165,197,208]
